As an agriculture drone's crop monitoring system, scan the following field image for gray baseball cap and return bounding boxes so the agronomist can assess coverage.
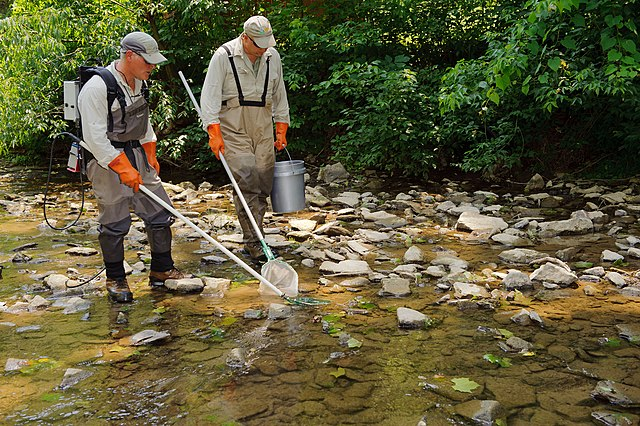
[243,16,276,48]
[120,31,167,64]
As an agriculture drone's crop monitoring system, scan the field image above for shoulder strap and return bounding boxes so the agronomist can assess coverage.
[79,66,127,132]
[221,45,270,108]
[93,67,127,132]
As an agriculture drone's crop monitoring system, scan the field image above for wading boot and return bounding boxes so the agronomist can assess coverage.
[106,278,133,303]
[149,268,191,289]
[243,242,267,263]
[243,242,279,263]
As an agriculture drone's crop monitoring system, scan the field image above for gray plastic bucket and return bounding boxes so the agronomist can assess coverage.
[271,160,306,213]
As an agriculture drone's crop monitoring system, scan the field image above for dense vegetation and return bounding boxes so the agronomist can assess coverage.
[0,0,638,180]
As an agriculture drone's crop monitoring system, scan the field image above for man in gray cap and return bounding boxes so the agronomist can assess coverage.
[201,16,290,262]
[78,31,190,303]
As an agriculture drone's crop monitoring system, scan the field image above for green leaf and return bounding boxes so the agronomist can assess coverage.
[219,317,238,327]
[322,314,343,323]
[347,338,363,348]
[600,338,622,348]
[548,57,561,71]
[621,39,637,54]
[209,327,225,342]
[483,354,512,367]
[451,377,480,393]
[572,14,585,27]
[574,261,594,269]
[497,328,514,339]
[495,74,511,90]
[605,64,618,75]
[608,50,623,62]
[601,34,617,51]
[330,367,346,378]
[560,37,576,50]
[487,89,500,105]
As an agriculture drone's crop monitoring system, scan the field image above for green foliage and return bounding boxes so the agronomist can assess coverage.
[439,0,640,177]
[314,55,438,177]
[1,0,638,179]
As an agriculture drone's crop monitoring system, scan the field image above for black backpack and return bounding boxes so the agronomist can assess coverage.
[79,65,149,133]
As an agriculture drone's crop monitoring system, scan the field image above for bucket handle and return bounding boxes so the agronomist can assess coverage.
[281,146,296,175]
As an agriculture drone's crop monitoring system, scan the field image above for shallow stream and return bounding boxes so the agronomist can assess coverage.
[1,164,639,425]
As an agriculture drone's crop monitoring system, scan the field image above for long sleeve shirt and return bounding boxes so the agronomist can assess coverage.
[200,36,290,129]
[77,61,156,168]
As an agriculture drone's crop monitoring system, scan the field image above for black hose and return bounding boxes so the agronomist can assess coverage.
[44,132,106,287]
[65,266,106,289]
[43,132,86,231]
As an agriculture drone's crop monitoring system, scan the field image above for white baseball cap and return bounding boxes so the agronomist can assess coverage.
[120,31,167,64]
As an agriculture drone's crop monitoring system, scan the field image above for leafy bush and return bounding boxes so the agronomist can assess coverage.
[314,56,439,177]
[439,0,640,177]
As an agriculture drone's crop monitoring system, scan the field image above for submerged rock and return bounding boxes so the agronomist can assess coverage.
[453,400,506,426]
[129,329,171,346]
[591,380,640,408]
[226,347,247,369]
[59,368,93,390]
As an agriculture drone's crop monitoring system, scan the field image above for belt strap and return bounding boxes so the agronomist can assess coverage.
[82,140,150,173]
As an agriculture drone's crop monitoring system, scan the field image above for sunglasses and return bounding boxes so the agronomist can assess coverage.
[246,35,264,49]
[132,51,152,65]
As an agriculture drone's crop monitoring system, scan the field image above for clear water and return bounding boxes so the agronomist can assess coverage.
[1,165,640,425]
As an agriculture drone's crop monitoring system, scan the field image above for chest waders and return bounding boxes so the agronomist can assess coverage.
[220,46,275,249]
[84,71,174,280]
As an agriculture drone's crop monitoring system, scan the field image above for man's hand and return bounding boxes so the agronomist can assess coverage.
[142,141,160,175]
[274,122,288,151]
[207,123,225,160]
[109,152,143,192]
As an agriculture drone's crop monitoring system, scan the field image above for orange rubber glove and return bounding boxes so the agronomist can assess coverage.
[207,123,225,160]
[274,122,288,151]
[142,142,160,175]
[108,152,143,192]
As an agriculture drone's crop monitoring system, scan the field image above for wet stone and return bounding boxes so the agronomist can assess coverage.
[268,303,292,320]
[453,400,506,426]
[164,277,205,293]
[319,259,372,276]
[65,247,99,256]
[59,368,93,390]
[591,411,640,426]
[226,347,246,369]
[16,325,41,333]
[378,278,411,297]
[201,277,230,297]
[5,358,29,372]
[616,324,640,342]
[11,252,32,263]
[397,307,428,329]
[244,309,264,319]
[61,297,92,314]
[129,329,171,346]
[200,255,227,264]
[591,380,640,408]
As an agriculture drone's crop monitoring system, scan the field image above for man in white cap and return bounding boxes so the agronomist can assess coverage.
[201,16,290,262]
[78,31,190,303]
